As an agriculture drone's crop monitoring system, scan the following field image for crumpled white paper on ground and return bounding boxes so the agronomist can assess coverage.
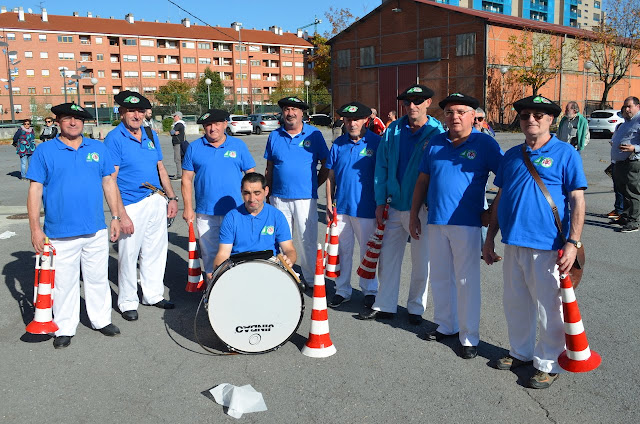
[209,383,267,419]
[0,231,16,239]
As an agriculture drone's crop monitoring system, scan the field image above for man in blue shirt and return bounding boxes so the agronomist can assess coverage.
[358,84,444,324]
[483,95,587,389]
[27,102,122,349]
[214,173,296,270]
[105,91,179,322]
[264,97,329,288]
[410,93,503,359]
[182,109,255,274]
[325,101,381,309]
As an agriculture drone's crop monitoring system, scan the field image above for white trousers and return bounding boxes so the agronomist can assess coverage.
[428,225,481,346]
[270,196,317,283]
[196,214,223,274]
[373,206,429,314]
[50,229,112,336]
[333,214,378,298]
[502,245,566,373]
[118,194,168,312]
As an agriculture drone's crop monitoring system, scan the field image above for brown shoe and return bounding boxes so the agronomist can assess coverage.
[494,355,533,370]
[529,370,559,389]
[607,210,620,219]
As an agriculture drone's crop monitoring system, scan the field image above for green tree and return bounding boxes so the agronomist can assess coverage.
[155,80,193,108]
[269,79,304,104]
[194,67,225,109]
[309,34,331,89]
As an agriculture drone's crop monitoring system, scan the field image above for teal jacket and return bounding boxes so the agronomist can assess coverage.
[374,115,444,211]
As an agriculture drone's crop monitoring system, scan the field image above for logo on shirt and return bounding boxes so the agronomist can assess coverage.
[359,147,374,157]
[298,140,311,148]
[460,149,477,160]
[224,150,237,158]
[85,152,100,162]
[534,157,554,168]
[260,225,275,236]
[147,141,155,150]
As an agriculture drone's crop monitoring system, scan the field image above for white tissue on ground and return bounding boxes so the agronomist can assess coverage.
[0,231,16,239]
[209,383,267,419]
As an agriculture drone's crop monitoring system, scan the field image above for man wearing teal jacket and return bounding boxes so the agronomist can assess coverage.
[358,84,444,324]
[556,101,589,152]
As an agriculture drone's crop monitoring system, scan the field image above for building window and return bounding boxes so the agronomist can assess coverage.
[282,75,293,81]
[123,55,138,62]
[97,70,105,78]
[424,37,442,60]
[123,39,137,46]
[28,87,36,94]
[251,73,261,80]
[111,71,121,78]
[26,69,35,77]
[337,50,350,68]
[95,37,103,45]
[124,71,139,78]
[249,45,261,52]
[235,59,247,65]
[360,46,375,66]
[42,69,50,77]
[110,54,120,63]
[143,87,157,93]
[140,39,154,47]
[594,1,601,7]
[235,44,247,51]
[214,43,231,51]
[58,35,73,43]
[183,72,197,79]
[40,51,48,59]
[14,104,22,113]
[236,73,247,79]
[79,35,90,44]
[96,54,104,61]
[142,71,156,78]
[23,33,31,41]
[12,87,20,94]
[295,49,304,54]
[141,55,155,62]
[183,57,196,64]
[199,57,211,64]
[593,12,600,20]
[295,75,304,81]
[295,62,304,67]
[6,33,15,40]
[99,87,107,94]
[456,33,476,56]
[80,53,92,62]
[236,87,248,94]
[24,51,33,58]
[250,60,260,66]
[198,42,211,49]
[39,34,46,42]
[282,48,293,54]
[182,41,195,49]
[282,61,293,67]
[43,87,51,94]
[58,52,74,60]
[113,87,121,94]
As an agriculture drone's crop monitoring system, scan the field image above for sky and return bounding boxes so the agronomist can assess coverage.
[17,0,381,36]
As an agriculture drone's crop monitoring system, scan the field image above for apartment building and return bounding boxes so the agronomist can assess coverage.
[0,7,312,115]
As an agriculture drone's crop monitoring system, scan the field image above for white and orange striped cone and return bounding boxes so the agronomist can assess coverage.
[301,244,337,358]
[26,241,59,335]
[185,222,205,292]
[557,250,601,373]
[357,201,390,279]
[325,207,340,279]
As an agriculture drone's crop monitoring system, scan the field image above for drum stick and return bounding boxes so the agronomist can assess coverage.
[277,254,301,284]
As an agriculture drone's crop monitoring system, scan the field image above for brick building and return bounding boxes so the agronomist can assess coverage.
[0,7,312,118]
[330,0,640,124]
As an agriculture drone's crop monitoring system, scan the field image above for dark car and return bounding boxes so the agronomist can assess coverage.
[309,114,332,127]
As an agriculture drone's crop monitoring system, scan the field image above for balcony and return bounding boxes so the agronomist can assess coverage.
[530,1,549,12]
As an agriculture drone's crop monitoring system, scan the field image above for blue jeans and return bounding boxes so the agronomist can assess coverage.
[20,155,30,179]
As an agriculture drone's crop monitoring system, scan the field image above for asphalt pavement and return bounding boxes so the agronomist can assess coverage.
[0,129,638,423]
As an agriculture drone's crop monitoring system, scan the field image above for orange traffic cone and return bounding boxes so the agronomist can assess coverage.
[325,207,340,279]
[26,242,59,334]
[185,222,205,292]
[557,250,601,373]
[301,244,337,358]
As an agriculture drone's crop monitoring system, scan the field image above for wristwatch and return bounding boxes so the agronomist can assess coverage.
[567,239,582,248]
[111,216,121,221]
[168,196,179,201]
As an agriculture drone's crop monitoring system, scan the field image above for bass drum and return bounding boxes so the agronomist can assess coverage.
[205,258,304,354]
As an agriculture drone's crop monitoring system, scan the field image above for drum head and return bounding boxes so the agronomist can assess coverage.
[207,260,303,353]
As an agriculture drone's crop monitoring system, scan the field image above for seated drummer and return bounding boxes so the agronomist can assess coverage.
[212,172,297,276]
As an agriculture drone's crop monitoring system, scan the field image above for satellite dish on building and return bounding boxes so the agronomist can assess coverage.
[27,8,32,13]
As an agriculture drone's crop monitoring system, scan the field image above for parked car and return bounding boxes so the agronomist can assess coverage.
[588,109,625,138]
[309,114,332,127]
[248,113,280,134]
[226,115,253,136]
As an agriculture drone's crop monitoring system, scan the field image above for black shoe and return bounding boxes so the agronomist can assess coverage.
[169,176,181,181]
[356,309,395,320]
[363,295,376,309]
[328,294,350,308]
[611,216,628,226]
[152,299,175,309]
[461,345,478,359]
[97,323,121,337]
[619,223,640,233]
[423,330,459,342]
[408,313,422,325]
[53,335,72,349]
[121,310,138,321]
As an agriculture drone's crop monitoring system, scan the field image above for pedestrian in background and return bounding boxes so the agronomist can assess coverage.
[39,117,58,142]
[13,118,36,180]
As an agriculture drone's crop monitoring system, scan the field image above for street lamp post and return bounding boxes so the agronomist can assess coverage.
[0,40,18,123]
[58,66,69,103]
[304,80,310,107]
[584,60,594,114]
[205,78,212,109]
[73,62,87,105]
[500,66,509,127]
[248,55,253,114]
[91,77,99,125]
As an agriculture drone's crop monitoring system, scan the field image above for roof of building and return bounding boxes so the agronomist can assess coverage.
[0,11,313,47]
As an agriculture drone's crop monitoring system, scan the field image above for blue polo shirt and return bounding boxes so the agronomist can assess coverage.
[419,131,503,227]
[26,137,115,238]
[397,123,427,182]
[182,135,255,216]
[219,203,292,256]
[494,136,588,251]
[104,122,163,206]
[263,124,329,199]
[326,130,380,219]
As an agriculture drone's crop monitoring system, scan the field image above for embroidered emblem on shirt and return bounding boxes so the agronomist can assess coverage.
[533,156,553,167]
[460,149,477,160]
[147,140,155,149]
[299,140,311,148]
[224,150,237,158]
[344,105,358,113]
[261,225,275,235]
[359,147,374,157]
[124,96,140,104]
[86,152,100,162]
[407,87,423,93]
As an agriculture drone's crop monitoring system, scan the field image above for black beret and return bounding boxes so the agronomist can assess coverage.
[50,102,93,120]
[397,84,435,100]
[438,93,480,110]
[513,95,562,117]
[337,101,372,119]
[277,96,309,110]
[197,109,230,124]
[114,90,152,109]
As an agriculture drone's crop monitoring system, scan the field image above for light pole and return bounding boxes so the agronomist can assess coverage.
[304,80,310,106]
[73,62,87,105]
[0,40,18,123]
[500,66,509,127]
[91,77,99,125]
[58,66,69,103]
[248,55,253,114]
[205,78,212,109]
[236,22,244,114]
[584,60,594,114]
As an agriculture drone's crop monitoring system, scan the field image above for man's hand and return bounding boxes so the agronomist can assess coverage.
[280,254,294,268]
[557,243,578,275]
[409,214,421,240]
[110,219,121,242]
[482,239,502,265]
[619,144,635,153]
[167,199,178,219]
[120,212,134,235]
[375,205,386,227]
[326,207,334,224]
[30,227,46,254]
[183,207,195,223]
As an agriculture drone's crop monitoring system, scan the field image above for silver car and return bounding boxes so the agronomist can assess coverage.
[249,114,280,134]
[588,109,625,138]
[226,115,253,136]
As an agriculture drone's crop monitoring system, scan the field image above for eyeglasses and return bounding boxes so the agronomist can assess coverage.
[474,117,484,122]
[45,120,52,123]
[519,112,547,120]
[444,109,473,117]
[403,98,427,106]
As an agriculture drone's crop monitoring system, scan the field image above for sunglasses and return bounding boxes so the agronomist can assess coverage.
[519,112,548,120]
[403,98,427,106]
[474,117,484,122]
[45,120,52,123]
